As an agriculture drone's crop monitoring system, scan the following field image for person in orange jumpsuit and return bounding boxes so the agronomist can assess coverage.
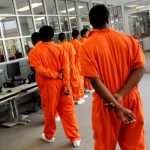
[70,30,88,104]
[58,33,82,104]
[29,32,60,122]
[80,29,94,93]
[29,26,81,147]
[80,5,145,150]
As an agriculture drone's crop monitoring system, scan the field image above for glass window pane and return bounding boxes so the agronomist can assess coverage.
[48,17,60,33]
[81,16,90,29]
[45,0,57,15]
[0,23,2,38]
[66,33,71,41]
[1,17,19,38]
[78,2,89,15]
[0,41,6,62]
[35,16,47,31]
[5,39,23,60]
[67,1,76,15]
[23,37,33,55]
[16,0,31,15]
[19,17,34,36]
[53,34,59,44]
[58,0,67,15]
[60,17,70,32]
[69,17,78,30]
[0,0,14,14]
[31,0,45,15]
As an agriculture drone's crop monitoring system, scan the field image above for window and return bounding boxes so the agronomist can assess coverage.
[78,2,89,15]
[0,0,14,14]
[31,0,45,15]
[0,41,5,62]
[67,1,77,15]
[66,33,71,41]
[81,16,91,29]
[45,0,57,15]
[58,0,67,15]
[69,17,78,30]
[35,16,47,31]
[1,17,19,38]
[60,17,70,32]
[5,39,23,60]
[48,17,60,33]
[53,34,59,44]
[19,17,34,36]
[23,37,33,55]
[16,0,31,15]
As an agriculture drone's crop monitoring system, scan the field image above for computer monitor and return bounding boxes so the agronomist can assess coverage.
[7,62,20,80]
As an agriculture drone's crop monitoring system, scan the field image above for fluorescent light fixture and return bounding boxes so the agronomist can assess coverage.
[126,5,138,8]
[17,3,42,12]
[35,17,45,21]
[136,6,145,9]
[69,17,76,20]
[60,6,84,13]
[132,15,138,18]
[79,6,84,9]
[0,17,5,20]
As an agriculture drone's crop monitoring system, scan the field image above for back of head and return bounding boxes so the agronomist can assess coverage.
[58,33,66,42]
[39,25,54,42]
[89,4,109,28]
[72,30,79,39]
[81,29,89,38]
[31,32,41,46]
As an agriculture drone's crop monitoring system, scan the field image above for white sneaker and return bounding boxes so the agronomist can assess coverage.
[83,94,88,99]
[55,116,60,122]
[73,140,81,147]
[74,98,85,105]
[84,89,90,93]
[41,133,55,143]
[90,89,95,93]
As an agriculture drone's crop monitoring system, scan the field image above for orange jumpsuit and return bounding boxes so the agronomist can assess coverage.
[80,28,145,150]
[29,41,80,142]
[70,39,84,98]
[80,38,93,91]
[28,41,59,118]
[59,41,81,100]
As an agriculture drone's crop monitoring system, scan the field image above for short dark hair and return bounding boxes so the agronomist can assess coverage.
[58,33,66,42]
[81,29,89,37]
[89,5,109,27]
[39,26,54,42]
[72,30,79,39]
[31,32,41,46]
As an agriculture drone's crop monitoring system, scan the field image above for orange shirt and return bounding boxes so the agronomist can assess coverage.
[28,41,70,88]
[70,39,82,64]
[80,37,87,43]
[80,28,145,94]
[59,41,76,69]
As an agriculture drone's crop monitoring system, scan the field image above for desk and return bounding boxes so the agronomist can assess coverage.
[0,82,38,127]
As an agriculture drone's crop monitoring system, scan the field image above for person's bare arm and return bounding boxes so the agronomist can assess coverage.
[88,77,136,123]
[114,67,145,101]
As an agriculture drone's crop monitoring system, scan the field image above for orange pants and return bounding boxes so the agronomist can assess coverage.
[84,78,93,90]
[70,66,81,100]
[75,62,84,99]
[40,79,80,142]
[92,90,145,150]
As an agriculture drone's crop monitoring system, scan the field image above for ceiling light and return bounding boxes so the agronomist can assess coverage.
[136,6,145,9]
[35,17,45,21]
[70,17,76,19]
[0,17,5,20]
[126,5,138,8]
[17,3,42,12]
[79,6,84,9]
